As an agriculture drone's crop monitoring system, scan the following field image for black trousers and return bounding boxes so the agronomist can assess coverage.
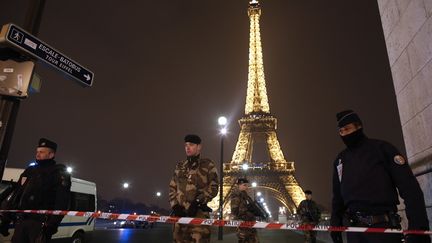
[11,218,51,243]
[346,223,403,243]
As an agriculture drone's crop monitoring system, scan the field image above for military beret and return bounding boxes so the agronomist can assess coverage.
[184,134,201,144]
[38,138,57,152]
[336,109,362,128]
[237,178,249,184]
[304,190,312,195]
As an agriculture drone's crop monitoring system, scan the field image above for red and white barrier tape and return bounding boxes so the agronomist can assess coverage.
[1,210,431,235]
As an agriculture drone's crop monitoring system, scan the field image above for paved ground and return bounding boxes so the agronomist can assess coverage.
[92,222,331,242]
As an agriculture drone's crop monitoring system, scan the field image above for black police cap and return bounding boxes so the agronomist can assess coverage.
[38,138,57,152]
[304,190,312,195]
[237,178,249,184]
[184,134,201,144]
[336,109,362,128]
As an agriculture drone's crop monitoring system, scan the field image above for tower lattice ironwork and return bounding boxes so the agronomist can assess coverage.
[209,0,305,217]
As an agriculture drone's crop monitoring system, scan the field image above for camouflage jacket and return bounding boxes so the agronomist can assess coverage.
[169,156,219,209]
[297,199,321,224]
[230,190,255,221]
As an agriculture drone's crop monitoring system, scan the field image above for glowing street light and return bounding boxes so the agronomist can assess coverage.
[218,116,227,126]
[123,182,129,189]
[220,127,227,135]
[156,191,161,197]
[242,163,249,171]
[256,192,262,197]
[251,182,257,188]
[66,166,73,174]
[217,115,228,241]
[260,198,264,203]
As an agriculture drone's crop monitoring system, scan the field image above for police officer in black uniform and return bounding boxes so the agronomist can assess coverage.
[330,110,430,243]
[0,138,71,243]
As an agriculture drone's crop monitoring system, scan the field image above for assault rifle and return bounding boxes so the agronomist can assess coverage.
[246,198,269,221]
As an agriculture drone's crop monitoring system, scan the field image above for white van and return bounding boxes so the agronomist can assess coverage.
[0,167,97,243]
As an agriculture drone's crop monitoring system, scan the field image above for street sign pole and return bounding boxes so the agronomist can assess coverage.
[0,97,20,178]
[0,1,94,179]
[0,0,46,179]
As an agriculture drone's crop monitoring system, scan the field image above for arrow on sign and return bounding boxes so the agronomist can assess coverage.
[84,74,91,81]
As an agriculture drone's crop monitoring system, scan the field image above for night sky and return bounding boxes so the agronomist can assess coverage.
[0,0,404,211]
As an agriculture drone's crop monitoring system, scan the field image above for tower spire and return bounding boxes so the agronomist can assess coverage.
[245,0,270,115]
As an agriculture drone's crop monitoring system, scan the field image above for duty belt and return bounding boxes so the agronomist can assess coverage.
[347,211,401,228]
[16,213,47,221]
[350,213,389,226]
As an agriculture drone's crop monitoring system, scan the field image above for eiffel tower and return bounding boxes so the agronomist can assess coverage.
[217,0,306,216]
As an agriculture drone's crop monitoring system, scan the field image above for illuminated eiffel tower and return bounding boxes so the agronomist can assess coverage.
[212,0,306,216]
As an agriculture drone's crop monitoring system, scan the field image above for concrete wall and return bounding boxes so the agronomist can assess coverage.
[377,0,432,230]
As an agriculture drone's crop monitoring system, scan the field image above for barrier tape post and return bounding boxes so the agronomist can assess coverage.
[1,210,431,235]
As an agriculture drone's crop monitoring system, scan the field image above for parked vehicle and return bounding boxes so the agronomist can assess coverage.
[0,167,97,243]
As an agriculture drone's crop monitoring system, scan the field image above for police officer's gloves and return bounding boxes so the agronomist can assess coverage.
[171,204,187,217]
[405,234,431,243]
[0,216,10,237]
[330,231,343,243]
[187,200,199,217]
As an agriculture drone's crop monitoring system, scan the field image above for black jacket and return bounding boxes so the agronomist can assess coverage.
[330,136,429,230]
[298,199,321,224]
[2,159,71,227]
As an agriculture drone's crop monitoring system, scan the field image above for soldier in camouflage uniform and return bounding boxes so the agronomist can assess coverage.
[230,178,259,243]
[298,190,321,243]
[169,134,219,243]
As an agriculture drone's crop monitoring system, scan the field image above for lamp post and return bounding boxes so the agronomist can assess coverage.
[217,116,227,240]
[154,191,162,214]
[122,182,129,213]
[251,182,257,200]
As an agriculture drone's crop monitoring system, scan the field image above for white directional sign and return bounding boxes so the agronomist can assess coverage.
[0,23,94,87]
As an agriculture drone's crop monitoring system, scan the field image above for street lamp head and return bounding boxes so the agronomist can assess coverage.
[220,127,227,135]
[66,166,73,174]
[242,163,249,171]
[259,197,264,203]
[218,116,227,126]
[123,182,129,189]
[156,191,161,197]
[256,191,262,197]
[251,182,257,187]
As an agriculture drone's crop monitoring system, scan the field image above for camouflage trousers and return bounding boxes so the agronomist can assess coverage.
[300,223,317,243]
[173,211,210,243]
[304,230,317,243]
[237,227,259,243]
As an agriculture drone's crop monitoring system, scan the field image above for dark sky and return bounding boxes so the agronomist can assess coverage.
[0,0,404,211]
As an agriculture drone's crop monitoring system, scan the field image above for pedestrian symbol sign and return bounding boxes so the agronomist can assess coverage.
[0,23,94,87]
